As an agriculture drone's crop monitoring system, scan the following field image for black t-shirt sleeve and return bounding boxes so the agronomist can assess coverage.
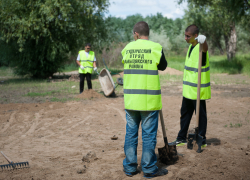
[157,50,168,71]
[189,45,207,66]
[202,52,207,66]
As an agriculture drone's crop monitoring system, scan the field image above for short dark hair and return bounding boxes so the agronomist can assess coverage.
[133,21,149,36]
[185,24,199,35]
[85,43,91,47]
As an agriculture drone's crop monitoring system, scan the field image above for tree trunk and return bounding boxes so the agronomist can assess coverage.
[225,22,237,61]
[215,42,224,55]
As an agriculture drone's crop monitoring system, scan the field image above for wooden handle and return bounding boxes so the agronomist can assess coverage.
[1,151,13,164]
[159,110,168,144]
[196,43,203,128]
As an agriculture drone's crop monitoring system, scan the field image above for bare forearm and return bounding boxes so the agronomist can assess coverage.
[203,41,208,52]
[76,60,81,66]
[93,61,97,68]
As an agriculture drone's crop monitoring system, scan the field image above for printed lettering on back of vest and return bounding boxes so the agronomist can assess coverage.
[124,49,152,69]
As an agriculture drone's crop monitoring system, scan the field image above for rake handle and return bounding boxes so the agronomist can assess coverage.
[196,43,203,128]
[1,151,13,164]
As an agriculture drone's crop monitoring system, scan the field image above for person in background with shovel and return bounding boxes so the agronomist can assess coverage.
[76,43,98,94]
[121,21,168,178]
[171,24,211,147]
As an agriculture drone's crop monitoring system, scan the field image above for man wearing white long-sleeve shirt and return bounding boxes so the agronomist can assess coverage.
[76,43,98,93]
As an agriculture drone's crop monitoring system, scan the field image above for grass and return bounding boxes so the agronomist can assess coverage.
[167,54,250,77]
[0,66,125,103]
[1,53,250,103]
[0,66,14,77]
[229,123,243,128]
[159,73,182,82]
[63,63,78,72]
[25,90,59,97]
[167,56,185,72]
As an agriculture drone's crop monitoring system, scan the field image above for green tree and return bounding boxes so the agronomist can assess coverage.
[184,3,226,55]
[0,0,109,78]
[178,0,250,60]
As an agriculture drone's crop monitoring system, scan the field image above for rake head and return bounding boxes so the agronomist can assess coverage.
[0,161,29,170]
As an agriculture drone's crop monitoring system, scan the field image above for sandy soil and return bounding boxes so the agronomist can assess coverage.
[1,69,250,180]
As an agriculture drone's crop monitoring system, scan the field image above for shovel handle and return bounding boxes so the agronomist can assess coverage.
[196,43,203,128]
[159,110,168,144]
[1,151,13,164]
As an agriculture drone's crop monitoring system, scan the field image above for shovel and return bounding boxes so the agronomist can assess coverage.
[158,110,178,165]
[187,43,203,153]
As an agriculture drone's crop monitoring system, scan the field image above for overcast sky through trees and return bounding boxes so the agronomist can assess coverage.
[107,0,188,19]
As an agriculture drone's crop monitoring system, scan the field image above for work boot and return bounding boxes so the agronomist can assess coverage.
[123,170,139,177]
[144,168,168,178]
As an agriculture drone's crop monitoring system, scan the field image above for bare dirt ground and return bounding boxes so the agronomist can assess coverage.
[1,68,250,180]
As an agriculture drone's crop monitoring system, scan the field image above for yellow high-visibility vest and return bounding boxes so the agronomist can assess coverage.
[121,39,162,111]
[78,50,95,74]
[183,44,211,100]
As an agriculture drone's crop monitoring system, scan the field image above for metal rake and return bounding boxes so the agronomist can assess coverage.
[0,151,29,170]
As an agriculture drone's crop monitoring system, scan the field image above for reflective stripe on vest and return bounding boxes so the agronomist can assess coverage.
[124,89,161,95]
[79,60,94,62]
[78,51,95,74]
[124,69,158,75]
[183,81,210,88]
[121,39,162,111]
[183,44,211,100]
[184,66,210,73]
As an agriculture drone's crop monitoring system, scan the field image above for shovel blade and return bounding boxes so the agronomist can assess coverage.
[195,134,203,153]
[158,144,178,165]
[187,133,203,153]
[187,133,195,149]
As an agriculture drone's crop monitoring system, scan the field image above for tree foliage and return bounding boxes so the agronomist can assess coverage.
[178,0,250,18]
[0,0,109,78]
[105,13,188,55]
[178,0,249,60]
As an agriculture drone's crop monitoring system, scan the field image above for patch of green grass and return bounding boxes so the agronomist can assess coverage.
[159,74,183,82]
[0,66,14,77]
[167,56,185,72]
[50,97,80,102]
[235,123,242,128]
[210,54,250,76]
[166,54,250,77]
[51,97,67,102]
[229,123,242,128]
[224,125,228,127]
[63,63,78,72]
[25,90,59,97]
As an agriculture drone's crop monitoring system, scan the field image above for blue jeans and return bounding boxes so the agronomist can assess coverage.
[123,110,159,174]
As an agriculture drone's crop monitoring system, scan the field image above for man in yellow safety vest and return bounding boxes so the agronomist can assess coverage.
[76,43,98,93]
[171,24,211,147]
[121,21,168,178]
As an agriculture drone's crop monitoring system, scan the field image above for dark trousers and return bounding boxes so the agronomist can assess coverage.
[79,73,92,93]
[177,97,207,143]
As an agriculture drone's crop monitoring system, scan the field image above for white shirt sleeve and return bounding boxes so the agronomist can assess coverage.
[76,54,80,61]
[94,56,96,61]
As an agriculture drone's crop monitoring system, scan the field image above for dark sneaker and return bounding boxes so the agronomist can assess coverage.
[144,169,168,178]
[171,139,187,147]
[123,170,138,177]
